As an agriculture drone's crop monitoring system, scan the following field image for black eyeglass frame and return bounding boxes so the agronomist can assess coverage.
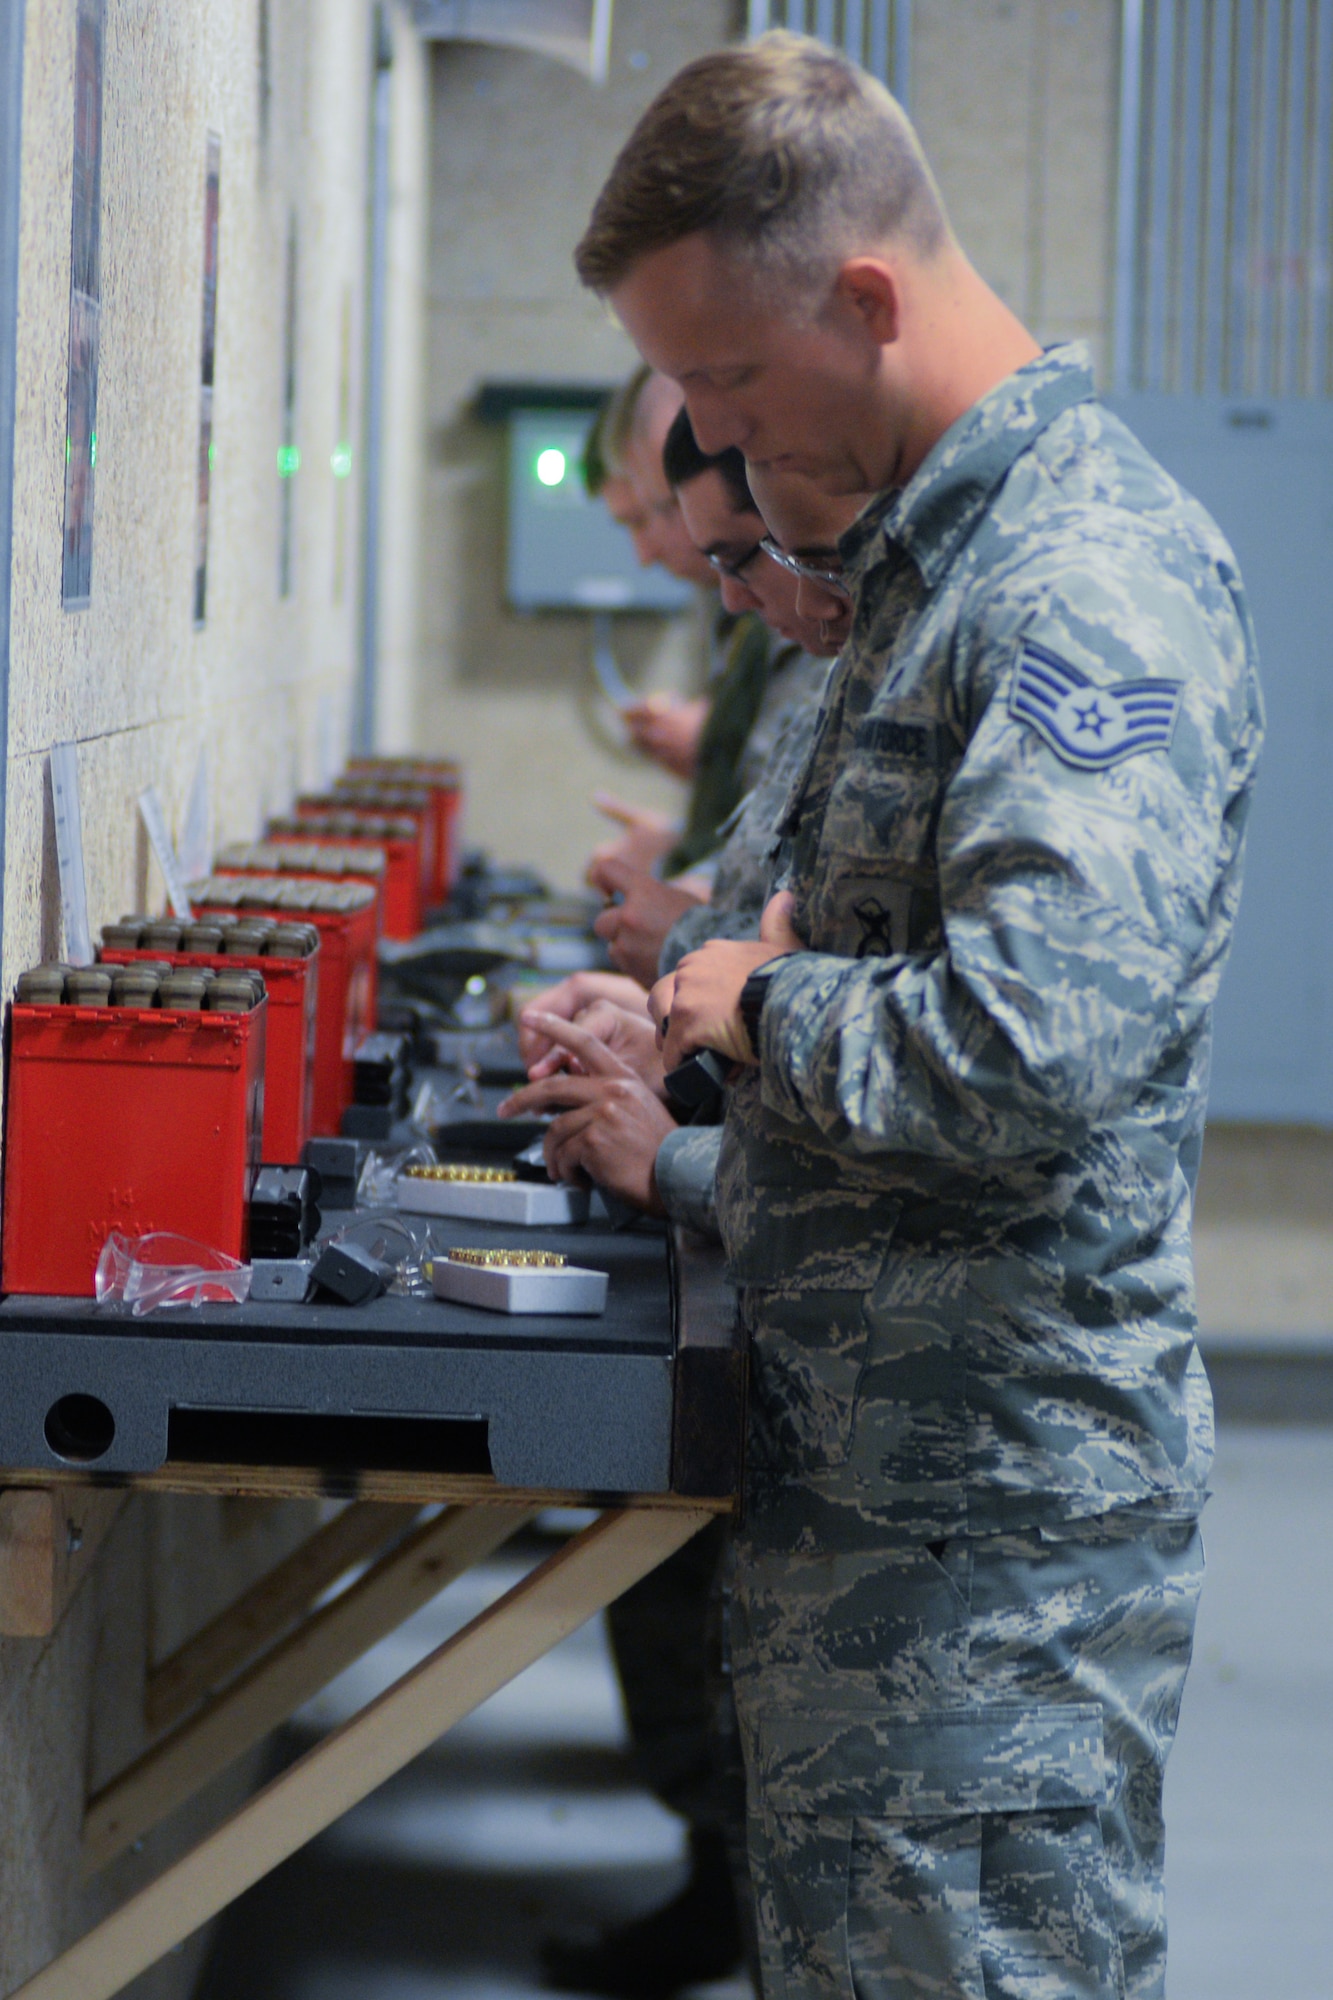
[704,541,766,584]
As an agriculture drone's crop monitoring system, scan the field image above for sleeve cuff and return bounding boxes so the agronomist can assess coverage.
[653,1125,723,1240]
[758,952,871,1128]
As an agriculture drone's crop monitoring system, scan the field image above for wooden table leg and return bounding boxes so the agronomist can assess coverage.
[9,1504,716,2000]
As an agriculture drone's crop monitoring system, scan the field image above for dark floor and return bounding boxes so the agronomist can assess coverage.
[194,1432,1333,2000]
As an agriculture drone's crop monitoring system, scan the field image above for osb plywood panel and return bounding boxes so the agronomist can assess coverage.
[1,0,413,1988]
[3,0,415,994]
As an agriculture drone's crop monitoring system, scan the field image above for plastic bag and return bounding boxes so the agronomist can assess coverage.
[95,1230,252,1315]
[356,1141,436,1209]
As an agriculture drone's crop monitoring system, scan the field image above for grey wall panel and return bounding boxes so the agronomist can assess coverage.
[1114,0,1333,400]
[1108,392,1333,1122]
[745,0,910,97]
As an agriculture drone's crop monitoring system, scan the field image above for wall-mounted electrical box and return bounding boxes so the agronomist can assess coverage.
[482,385,694,615]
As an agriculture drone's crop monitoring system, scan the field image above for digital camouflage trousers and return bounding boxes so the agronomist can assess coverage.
[732,1507,1204,2000]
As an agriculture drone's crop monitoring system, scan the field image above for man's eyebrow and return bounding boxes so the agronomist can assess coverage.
[784,543,842,561]
[704,515,766,556]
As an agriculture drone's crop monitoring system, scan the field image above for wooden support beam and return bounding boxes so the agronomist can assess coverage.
[1,1462,733,1510]
[146,1501,417,1732]
[0,1487,126,1638]
[84,1500,531,1874]
[13,1504,713,2000]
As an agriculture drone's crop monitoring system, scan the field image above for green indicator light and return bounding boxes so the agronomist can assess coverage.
[535,447,567,488]
[65,436,72,465]
[89,432,97,468]
[331,443,353,478]
[277,444,301,478]
[208,440,216,470]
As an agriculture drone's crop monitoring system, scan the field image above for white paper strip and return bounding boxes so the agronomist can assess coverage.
[178,746,212,882]
[49,741,93,966]
[137,786,194,919]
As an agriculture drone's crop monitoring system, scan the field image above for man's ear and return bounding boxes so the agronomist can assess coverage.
[833,257,901,347]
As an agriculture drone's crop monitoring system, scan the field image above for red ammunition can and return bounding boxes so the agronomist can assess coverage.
[191,876,377,1135]
[345,757,462,903]
[101,943,318,1162]
[262,817,419,939]
[2,997,266,1297]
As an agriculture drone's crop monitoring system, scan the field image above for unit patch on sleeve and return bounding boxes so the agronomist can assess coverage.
[1009,638,1183,770]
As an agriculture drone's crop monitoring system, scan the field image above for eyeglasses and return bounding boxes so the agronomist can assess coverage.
[759,537,852,602]
[705,542,765,584]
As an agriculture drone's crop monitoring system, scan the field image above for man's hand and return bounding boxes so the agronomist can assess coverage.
[516,972,651,1070]
[587,794,680,878]
[650,893,804,1072]
[621,696,709,780]
[589,855,706,987]
[498,1020,676,1214]
[522,1003,667,1099]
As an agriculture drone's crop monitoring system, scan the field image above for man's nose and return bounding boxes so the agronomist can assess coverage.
[719,574,762,616]
[687,395,745,457]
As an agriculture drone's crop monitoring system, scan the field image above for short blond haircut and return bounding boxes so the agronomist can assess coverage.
[583,363,652,494]
[575,32,949,302]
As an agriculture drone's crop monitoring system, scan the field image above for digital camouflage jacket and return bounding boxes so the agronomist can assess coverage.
[717,344,1265,1544]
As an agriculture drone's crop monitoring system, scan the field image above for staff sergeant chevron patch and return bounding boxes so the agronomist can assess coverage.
[1009,638,1183,770]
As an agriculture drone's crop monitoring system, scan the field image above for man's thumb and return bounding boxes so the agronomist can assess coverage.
[588,853,636,896]
[759,892,803,951]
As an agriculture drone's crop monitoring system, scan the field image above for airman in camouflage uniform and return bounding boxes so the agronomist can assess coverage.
[656,672,828,1237]
[664,665,829,972]
[578,22,1265,1986]
[713,343,1262,1998]
[666,617,818,876]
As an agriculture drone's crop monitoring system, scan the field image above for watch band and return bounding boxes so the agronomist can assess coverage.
[739,954,792,1062]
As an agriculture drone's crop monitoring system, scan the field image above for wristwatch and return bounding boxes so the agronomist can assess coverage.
[739,955,793,1063]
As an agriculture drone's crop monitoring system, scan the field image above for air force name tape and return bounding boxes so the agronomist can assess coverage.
[1009,639,1183,771]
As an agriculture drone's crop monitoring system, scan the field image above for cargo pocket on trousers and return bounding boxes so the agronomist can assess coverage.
[751,1704,1114,2000]
[755,1703,1110,1820]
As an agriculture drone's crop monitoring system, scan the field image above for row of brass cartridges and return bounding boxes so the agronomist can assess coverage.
[445,1248,568,1269]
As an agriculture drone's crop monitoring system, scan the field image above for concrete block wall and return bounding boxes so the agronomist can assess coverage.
[913,0,1119,371]
[412,0,737,890]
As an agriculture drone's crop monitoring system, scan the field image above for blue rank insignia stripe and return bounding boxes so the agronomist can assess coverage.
[1008,638,1183,771]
